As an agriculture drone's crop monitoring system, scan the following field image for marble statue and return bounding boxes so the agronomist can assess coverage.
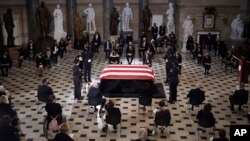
[53,4,66,42]
[182,15,194,43]
[166,2,175,35]
[122,2,133,31]
[230,14,244,41]
[84,3,96,33]
[182,15,193,52]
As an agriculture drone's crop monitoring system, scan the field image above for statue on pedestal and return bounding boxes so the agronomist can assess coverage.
[142,6,152,32]
[53,4,66,42]
[122,2,133,31]
[3,8,15,47]
[35,1,52,37]
[166,3,175,35]
[84,3,96,33]
[182,15,193,52]
[230,14,244,41]
[110,7,120,35]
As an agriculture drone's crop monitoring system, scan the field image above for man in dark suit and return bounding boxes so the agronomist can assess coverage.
[138,37,148,58]
[151,23,158,40]
[92,32,101,53]
[104,100,121,131]
[103,40,112,59]
[37,78,54,103]
[72,59,83,100]
[26,39,36,60]
[126,42,135,64]
[159,25,166,37]
[187,83,205,110]
[83,53,92,82]
[167,61,179,103]
[126,34,133,45]
[229,84,249,111]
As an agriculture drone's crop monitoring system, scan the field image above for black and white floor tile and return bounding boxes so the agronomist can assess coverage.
[1,46,249,141]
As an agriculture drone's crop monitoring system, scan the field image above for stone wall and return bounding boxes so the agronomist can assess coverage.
[0,0,248,46]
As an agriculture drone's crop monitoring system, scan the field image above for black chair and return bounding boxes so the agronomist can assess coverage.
[197,116,216,140]
[37,92,49,112]
[87,97,102,114]
[138,96,152,114]
[187,95,205,112]
[154,109,171,136]
[233,95,249,110]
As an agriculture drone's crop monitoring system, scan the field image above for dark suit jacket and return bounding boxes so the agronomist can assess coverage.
[104,41,112,51]
[87,87,102,106]
[155,109,171,126]
[197,110,215,128]
[232,89,249,104]
[54,133,73,141]
[45,102,62,124]
[139,41,148,51]
[151,26,158,34]
[72,64,82,82]
[126,46,135,57]
[106,107,121,125]
[187,88,205,105]
[0,123,19,141]
[27,43,36,54]
[0,103,16,118]
[126,35,133,44]
[92,34,101,46]
[37,85,54,102]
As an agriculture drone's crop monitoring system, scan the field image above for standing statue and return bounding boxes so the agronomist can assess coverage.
[3,8,15,47]
[35,1,52,37]
[110,7,120,35]
[122,2,133,31]
[74,12,84,40]
[182,15,194,43]
[242,17,250,42]
[53,4,66,42]
[142,6,152,32]
[166,3,175,35]
[230,14,244,41]
[84,3,96,33]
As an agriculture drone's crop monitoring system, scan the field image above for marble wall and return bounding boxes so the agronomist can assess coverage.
[0,0,248,46]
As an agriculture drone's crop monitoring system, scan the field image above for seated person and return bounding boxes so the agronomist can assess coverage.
[154,101,171,130]
[139,82,153,111]
[143,50,152,67]
[45,95,63,130]
[126,42,135,64]
[87,82,106,112]
[197,103,216,128]
[54,123,74,141]
[212,129,229,141]
[187,83,205,110]
[0,115,19,141]
[109,50,120,64]
[103,100,121,131]
[0,95,18,126]
[136,127,151,141]
[229,84,249,111]
[37,78,54,103]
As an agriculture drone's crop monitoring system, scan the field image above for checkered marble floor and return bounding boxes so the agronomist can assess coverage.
[1,45,249,141]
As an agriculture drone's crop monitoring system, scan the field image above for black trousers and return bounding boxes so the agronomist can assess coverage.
[105,51,111,59]
[1,66,9,76]
[84,68,91,82]
[169,82,178,102]
[126,56,134,64]
[74,80,82,100]
[229,95,242,110]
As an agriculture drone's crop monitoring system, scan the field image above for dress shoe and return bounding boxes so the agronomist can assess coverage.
[168,101,174,104]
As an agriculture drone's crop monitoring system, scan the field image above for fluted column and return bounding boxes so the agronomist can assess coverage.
[66,0,77,40]
[103,0,113,38]
[26,0,39,39]
[139,0,149,34]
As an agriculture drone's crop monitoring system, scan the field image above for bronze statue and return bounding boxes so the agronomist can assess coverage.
[142,6,152,32]
[110,7,120,35]
[35,1,52,37]
[74,12,84,40]
[3,8,15,47]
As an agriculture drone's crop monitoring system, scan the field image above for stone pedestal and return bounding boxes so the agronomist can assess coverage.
[182,43,187,53]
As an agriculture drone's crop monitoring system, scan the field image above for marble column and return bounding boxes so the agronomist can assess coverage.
[103,0,113,38]
[26,0,39,39]
[66,0,76,40]
[139,0,149,34]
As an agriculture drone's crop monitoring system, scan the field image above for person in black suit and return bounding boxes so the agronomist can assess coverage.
[167,61,179,103]
[212,129,229,141]
[87,83,106,112]
[202,53,212,75]
[45,95,63,129]
[0,52,11,77]
[187,83,205,110]
[126,42,135,64]
[72,59,83,100]
[195,44,203,64]
[229,84,249,111]
[151,23,158,40]
[58,38,66,58]
[92,32,101,53]
[104,100,121,131]
[0,95,17,126]
[26,39,36,60]
[176,51,182,74]
[37,78,54,103]
[54,123,73,141]
[51,40,59,63]
[126,34,133,45]
[164,47,176,83]
[197,103,216,128]
[103,40,112,59]
[83,53,92,82]
[138,37,148,58]
[159,25,166,37]
[0,115,19,141]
